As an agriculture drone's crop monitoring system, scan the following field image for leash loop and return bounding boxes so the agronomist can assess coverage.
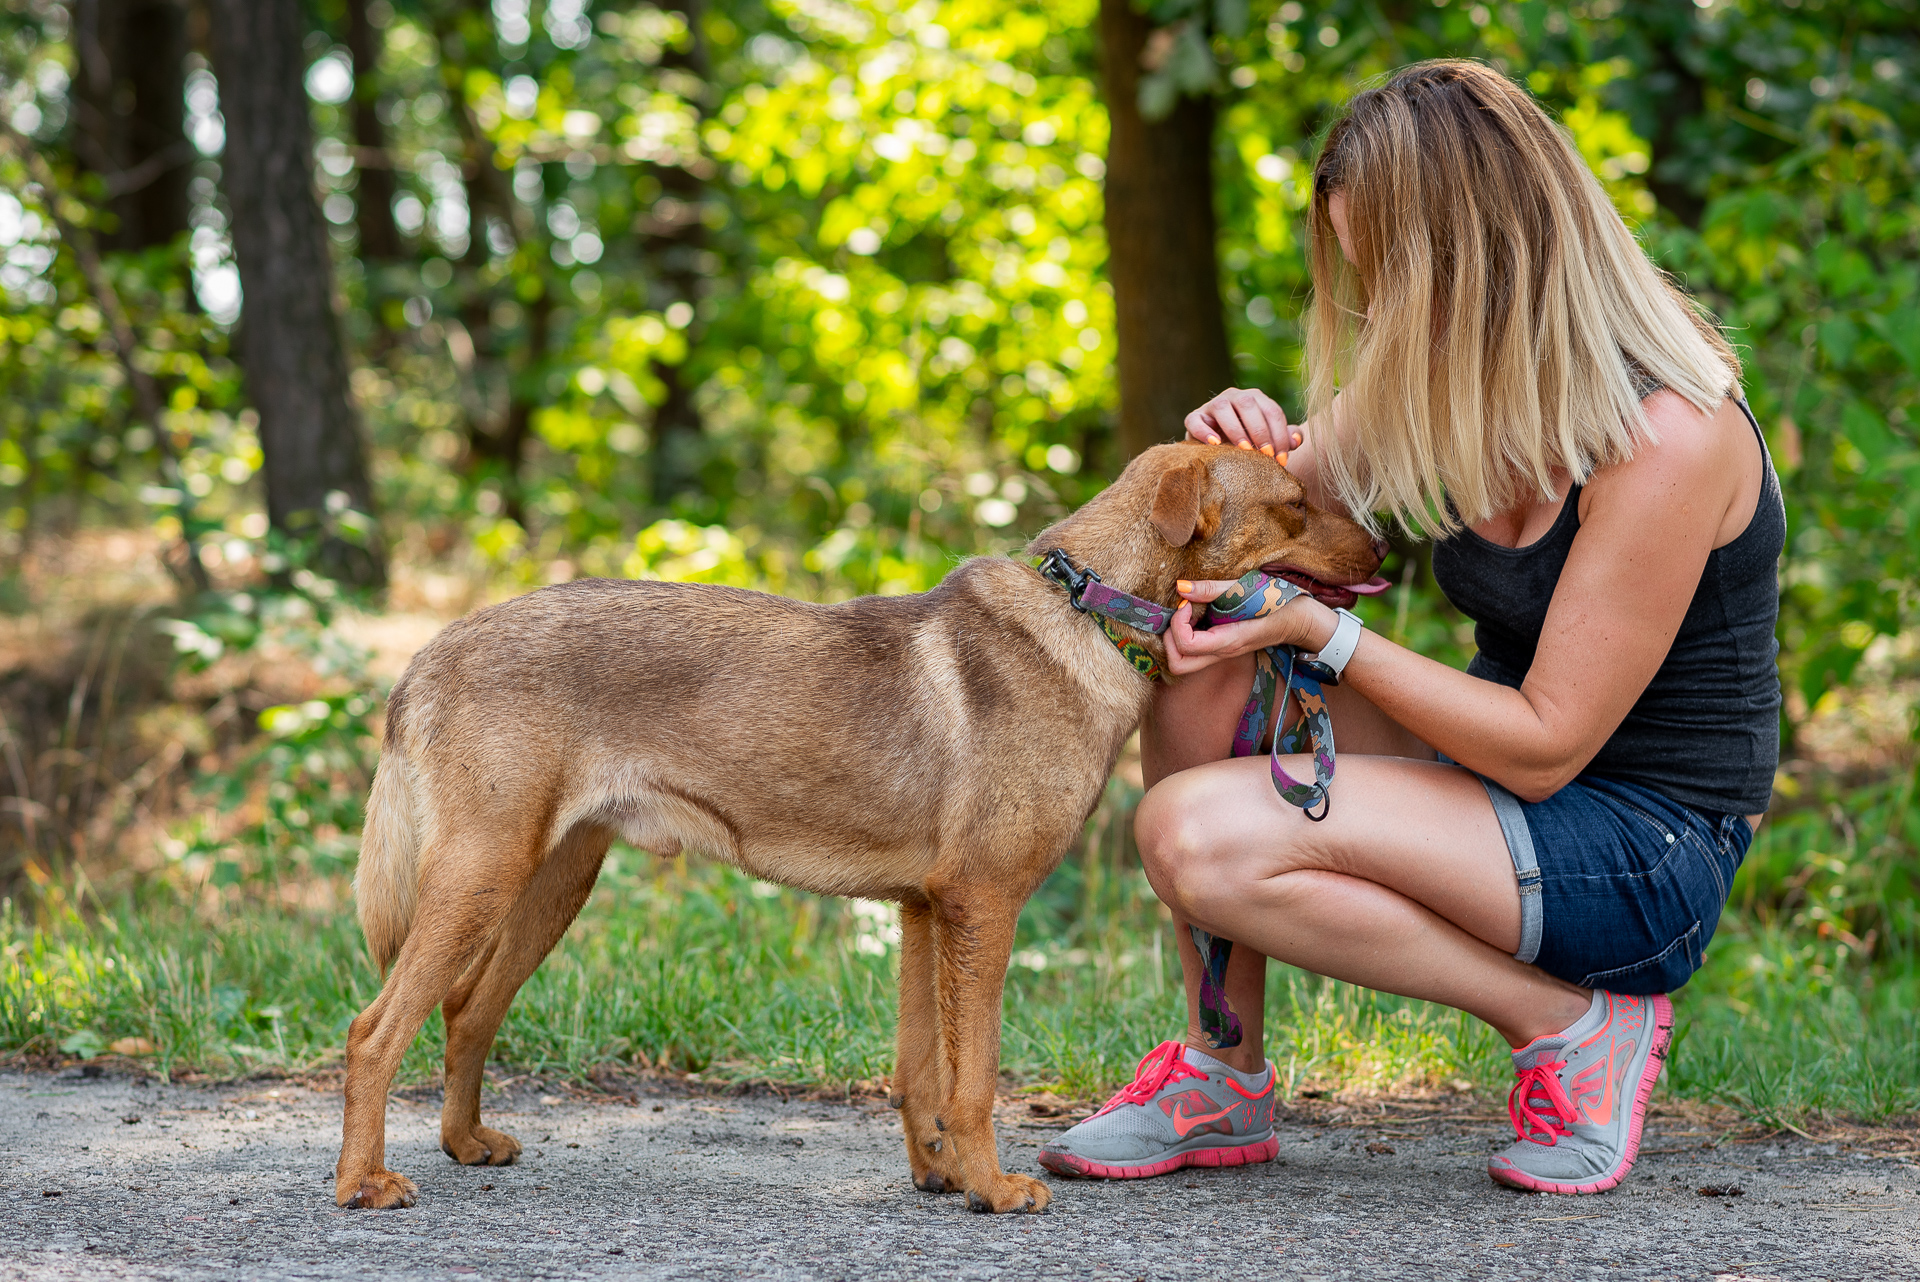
[1197,570,1339,817]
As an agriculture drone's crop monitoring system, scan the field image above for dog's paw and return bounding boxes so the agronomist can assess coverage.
[441,1124,522,1167]
[963,1172,1051,1214]
[338,1169,418,1209]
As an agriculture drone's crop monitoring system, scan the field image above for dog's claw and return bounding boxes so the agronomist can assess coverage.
[915,1173,946,1194]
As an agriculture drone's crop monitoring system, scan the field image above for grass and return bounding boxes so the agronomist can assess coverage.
[5,776,1917,1128]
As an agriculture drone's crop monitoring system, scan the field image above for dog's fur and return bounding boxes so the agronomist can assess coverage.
[334,443,1382,1213]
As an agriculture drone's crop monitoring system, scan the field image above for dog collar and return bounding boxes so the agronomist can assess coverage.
[1025,549,1171,681]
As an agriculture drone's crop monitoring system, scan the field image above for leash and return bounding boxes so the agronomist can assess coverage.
[1025,552,1347,1052]
[1186,569,1343,1049]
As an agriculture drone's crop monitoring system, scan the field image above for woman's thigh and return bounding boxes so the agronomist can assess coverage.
[1138,751,1525,956]
[1143,660,1438,786]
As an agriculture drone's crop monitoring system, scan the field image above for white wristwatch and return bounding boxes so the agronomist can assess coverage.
[1311,607,1365,680]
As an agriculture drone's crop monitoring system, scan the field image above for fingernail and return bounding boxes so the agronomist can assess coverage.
[1260,444,1275,457]
[1176,580,1193,595]
[1275,452,1289,466]
[1237,440,1253,450]
[1205,435,1220,445]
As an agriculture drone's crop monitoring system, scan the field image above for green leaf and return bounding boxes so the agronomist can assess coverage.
[1799,640,1866,706]
[1868,307,1920,378]
[59,1030,106,1059]
[1137,71,1179,121]
[1819,316,1859,368]
[1841,401,1894,464]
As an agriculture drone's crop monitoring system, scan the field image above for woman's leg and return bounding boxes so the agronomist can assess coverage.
[1141,659,1450,1072]
[1136,752,1590,1048]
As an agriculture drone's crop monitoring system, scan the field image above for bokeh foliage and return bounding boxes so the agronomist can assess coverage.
[0,1,1916,1099]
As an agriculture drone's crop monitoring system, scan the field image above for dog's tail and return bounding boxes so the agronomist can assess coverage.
[356,747,422,976]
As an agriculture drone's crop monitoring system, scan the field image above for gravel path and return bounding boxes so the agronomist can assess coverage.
[2,1068,1914,1281]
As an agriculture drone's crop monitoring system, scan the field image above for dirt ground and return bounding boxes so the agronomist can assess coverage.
[2,1067,1915,1281]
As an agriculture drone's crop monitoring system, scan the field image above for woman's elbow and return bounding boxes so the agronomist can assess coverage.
[1498,758,1586,805]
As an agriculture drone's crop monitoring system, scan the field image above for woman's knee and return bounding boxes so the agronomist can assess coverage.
[1135,776,1236,913]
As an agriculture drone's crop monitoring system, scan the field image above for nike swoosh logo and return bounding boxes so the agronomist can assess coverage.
[1571,1053,1614,1128]
[1166,1102,1238,1138]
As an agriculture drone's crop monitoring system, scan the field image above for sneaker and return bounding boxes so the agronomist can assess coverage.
[1037,1041,1279,1179]
[1488,990,1674,1195]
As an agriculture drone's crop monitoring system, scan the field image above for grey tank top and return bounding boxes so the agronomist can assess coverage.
[1429,392,1784,816]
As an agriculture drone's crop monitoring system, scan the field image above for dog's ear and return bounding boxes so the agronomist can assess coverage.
[1150,456,1211,547]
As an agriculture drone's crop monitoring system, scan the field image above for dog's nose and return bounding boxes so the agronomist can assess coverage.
[1371,537,1391,562]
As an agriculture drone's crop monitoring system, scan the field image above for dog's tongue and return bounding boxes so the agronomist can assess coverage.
[1346,576,1392,595]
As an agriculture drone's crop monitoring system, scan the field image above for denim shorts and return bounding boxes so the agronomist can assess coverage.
[1475,773,1754,994]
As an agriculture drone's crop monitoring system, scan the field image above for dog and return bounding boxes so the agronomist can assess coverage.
[333,441,1385,1214]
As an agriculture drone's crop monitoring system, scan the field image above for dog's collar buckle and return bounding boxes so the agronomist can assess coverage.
[1033,548,1098,613]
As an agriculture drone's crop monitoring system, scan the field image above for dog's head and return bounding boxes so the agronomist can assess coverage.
[1034,442,1388,609]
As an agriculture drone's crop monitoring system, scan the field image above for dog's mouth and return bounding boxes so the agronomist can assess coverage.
[1260,564,1392,611]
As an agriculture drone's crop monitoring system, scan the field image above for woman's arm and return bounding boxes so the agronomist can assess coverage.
[1168,393,1752,802]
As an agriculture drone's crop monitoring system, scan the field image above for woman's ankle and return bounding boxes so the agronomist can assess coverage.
[1182,1036,1266,1077]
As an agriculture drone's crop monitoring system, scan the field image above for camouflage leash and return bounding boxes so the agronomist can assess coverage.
[1188,569,1343,1050]
[1024,554,1343,1051]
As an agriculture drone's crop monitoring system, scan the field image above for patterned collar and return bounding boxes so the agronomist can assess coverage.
[1024,548,1171,681]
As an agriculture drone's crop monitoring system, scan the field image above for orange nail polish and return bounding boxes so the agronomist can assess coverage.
[1260,443,1275,457]
[1275,451,1289,466]
[1176,580,1193,595]
[1237,440,1253,450]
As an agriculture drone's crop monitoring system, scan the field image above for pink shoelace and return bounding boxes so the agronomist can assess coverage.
[1508,1058,1577,1147]
[1092,1040,1207,1118]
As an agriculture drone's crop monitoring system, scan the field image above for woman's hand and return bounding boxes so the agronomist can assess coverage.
[1185,387,1304,457]
[1163,579,1336,677]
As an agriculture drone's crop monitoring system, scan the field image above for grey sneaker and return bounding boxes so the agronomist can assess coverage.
[1037,1041,1278,1179]
[1489,991,1674,1194]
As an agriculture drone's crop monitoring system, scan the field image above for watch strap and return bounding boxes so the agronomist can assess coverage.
[1313,607,1365,678]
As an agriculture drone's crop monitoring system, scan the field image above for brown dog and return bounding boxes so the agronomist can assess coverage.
[334,442,1383,1214]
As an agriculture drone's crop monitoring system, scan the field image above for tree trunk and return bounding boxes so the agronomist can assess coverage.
[344,0,402,261]
[70,0,193,252]
[207,0,385,588]
[1098,0,1232,461]
[644,0,711,511]
[1624,3,1707,228]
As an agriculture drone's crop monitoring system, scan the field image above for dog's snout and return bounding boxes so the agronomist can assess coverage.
[1370,537,1391,563]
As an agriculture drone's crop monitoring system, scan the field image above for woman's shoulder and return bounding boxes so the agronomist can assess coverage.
[1584,388,1758,537]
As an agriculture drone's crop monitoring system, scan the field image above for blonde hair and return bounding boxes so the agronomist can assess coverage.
[1305,60,1740,536]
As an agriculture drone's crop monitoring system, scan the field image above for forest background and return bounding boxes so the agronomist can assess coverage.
[0,0,1916,1123]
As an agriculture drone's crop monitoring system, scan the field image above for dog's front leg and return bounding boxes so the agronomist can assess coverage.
[892,897,962,1193]
[930,885,1051,1214]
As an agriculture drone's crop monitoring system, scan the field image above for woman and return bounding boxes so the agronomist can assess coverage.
[1038,60,1780,1195]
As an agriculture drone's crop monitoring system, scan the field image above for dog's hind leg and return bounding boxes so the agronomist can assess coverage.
[929,880,1051,1214]
[892,896,962,1194]
[438,822,612,1167]
[335,826,541,1209]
